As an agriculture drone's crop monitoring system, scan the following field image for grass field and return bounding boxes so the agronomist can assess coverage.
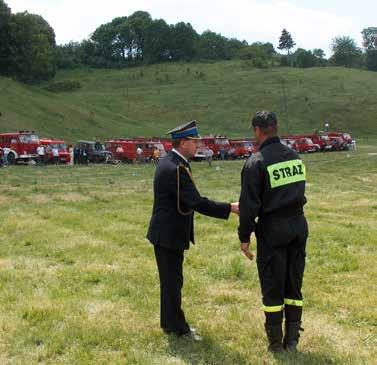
[0,143,376,364]
[2,61,377,142]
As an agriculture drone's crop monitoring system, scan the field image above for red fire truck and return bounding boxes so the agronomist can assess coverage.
[229,139,256,159]
[0,131,40,164]
[201,136,230,159]
[106,139,166,162]
[293,137,320,153]
[40,138,71,164]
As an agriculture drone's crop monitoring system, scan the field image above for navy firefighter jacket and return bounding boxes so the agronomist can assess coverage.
[147,151,231,251]
[238,136,307,243]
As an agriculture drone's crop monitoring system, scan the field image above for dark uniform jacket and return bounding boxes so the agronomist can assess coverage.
[238,137,307,243]
[147,151,231,250]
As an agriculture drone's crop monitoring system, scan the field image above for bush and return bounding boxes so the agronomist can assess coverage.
[44,80,81,92]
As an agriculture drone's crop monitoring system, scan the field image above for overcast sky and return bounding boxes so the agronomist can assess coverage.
[5,0,376,57]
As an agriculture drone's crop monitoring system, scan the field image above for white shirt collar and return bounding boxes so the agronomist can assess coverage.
[172,148,189,164]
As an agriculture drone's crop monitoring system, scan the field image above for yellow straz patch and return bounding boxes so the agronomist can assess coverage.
[267,159,306,188]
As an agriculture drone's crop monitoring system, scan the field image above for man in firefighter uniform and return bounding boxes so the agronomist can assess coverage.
[147,120,239,340]
[238,111,308,352]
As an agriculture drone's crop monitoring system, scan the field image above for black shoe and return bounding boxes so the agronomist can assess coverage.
[164,328,202,341]
[265,324,284,353]
[181,330,203,341]
[284,321,303,351]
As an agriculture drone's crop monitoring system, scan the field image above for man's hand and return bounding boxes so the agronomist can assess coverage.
[241,242,254,260]
[230,202,239,215]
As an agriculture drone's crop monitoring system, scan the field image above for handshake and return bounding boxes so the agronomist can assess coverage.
[230,202,240,215]
[230,202,254,261]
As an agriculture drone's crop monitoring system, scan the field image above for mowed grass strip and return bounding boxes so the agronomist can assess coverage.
[0,144,376,364]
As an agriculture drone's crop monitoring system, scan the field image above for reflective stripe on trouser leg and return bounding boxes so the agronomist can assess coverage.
[263,304,284,312]
[284,298,303,307]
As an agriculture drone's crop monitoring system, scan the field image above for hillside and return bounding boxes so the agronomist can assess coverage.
[1,61,377,142]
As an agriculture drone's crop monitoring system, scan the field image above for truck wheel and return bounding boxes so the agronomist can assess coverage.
[7,153,16,165]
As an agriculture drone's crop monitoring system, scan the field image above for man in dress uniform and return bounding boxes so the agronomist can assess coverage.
[238,111,308,352]
[147,120,239,340]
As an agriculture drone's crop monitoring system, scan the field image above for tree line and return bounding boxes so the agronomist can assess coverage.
[1,0,377,84]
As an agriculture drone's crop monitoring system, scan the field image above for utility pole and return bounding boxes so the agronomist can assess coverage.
[280,78,290,135]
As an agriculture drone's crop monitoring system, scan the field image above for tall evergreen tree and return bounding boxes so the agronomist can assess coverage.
[278,28,296,55]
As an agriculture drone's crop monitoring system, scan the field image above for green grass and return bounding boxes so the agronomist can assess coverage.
[1,61,377,143]
[0,142,376,364]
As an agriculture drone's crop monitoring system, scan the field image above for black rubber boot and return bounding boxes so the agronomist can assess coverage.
[265,323,284,353]
[283,321,303,351]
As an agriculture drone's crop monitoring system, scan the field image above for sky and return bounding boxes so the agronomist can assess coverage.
[5,0,376,57]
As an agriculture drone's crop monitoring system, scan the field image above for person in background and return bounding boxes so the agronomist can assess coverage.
[136,146,143,164]
[68,145,74,165]
[37,145,45,165]
[52,146,59,165]
[205,147,214,167]
[82,148,88,165]
[73,146,80,165]
[2,147,10,166]
[152,146,161,164]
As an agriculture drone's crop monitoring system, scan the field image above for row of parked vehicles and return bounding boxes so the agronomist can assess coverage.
[0,130,354,165]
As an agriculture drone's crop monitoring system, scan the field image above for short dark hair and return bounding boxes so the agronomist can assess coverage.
[251,111,278,135]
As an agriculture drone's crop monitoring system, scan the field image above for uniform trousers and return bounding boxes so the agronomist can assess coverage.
[255,214,308,324]
[154,244,190,335]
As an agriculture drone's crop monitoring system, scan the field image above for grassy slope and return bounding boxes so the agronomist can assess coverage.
[0,145,376,364]
[1,61,377,142]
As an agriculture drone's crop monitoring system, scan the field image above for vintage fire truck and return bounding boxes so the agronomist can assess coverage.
[201,136,230,159]
[281,135,321,153]
[0,131,40,164]
[229,139,256,159]
[292,137,320,153]
[106,139,166,163]
[39,138,71,164]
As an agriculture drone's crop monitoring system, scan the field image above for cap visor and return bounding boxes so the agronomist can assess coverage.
[186,135,202,140]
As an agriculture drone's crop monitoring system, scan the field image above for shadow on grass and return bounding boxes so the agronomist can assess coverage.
[272,350,339,365]
[167,334,249,365]
[168,334,342,365]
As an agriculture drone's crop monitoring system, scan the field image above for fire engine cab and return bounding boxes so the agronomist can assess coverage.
[40,138,71,164]
[0,131,40,164]
[201,136,230,158]
[106,139,166,163]
[229,139,256,159]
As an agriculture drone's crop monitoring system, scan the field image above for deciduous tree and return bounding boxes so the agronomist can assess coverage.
[9,11,56,83]
[331,36,362,68]
[361,27,377,50]
[0,0,12,75]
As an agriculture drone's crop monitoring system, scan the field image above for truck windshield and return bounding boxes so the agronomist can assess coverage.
[50,143,67,150]
[19,134,39,143]
[215,139,229,145]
